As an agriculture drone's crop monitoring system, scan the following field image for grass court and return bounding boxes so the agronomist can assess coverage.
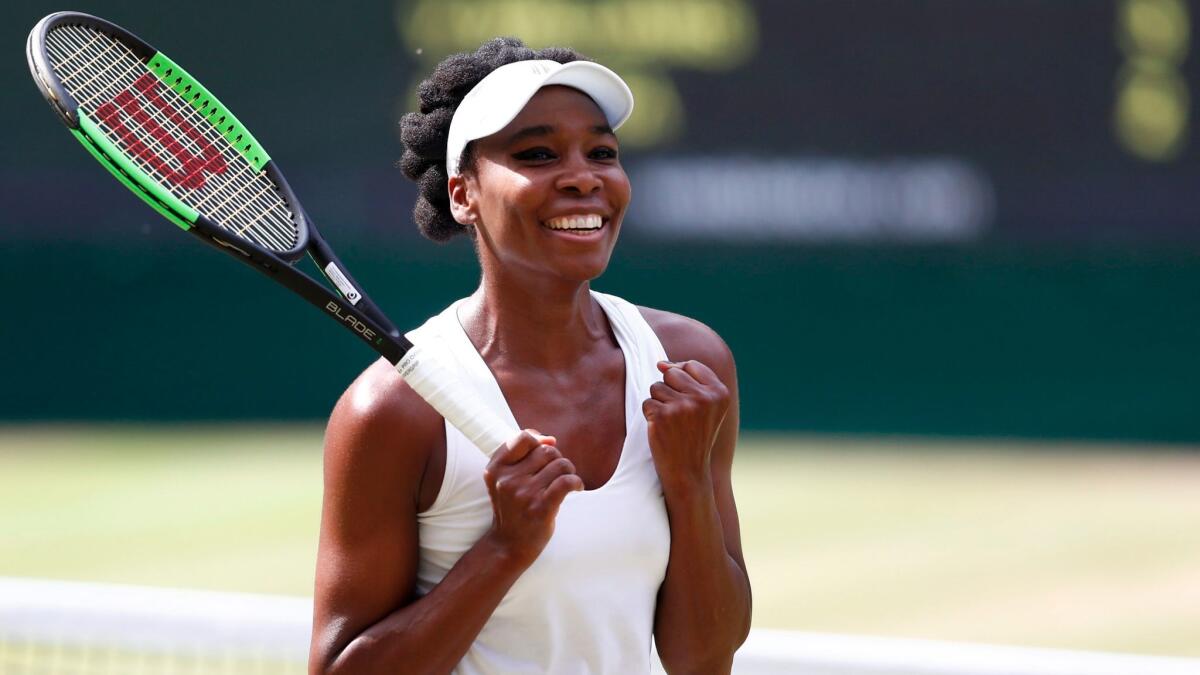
[2,426,1197,657]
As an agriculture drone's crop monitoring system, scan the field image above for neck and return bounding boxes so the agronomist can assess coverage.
[459,271,611,372]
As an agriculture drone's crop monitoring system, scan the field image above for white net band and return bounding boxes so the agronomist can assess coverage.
[4,577,1200,675]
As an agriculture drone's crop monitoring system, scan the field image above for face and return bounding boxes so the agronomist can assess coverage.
[449,85,631,284]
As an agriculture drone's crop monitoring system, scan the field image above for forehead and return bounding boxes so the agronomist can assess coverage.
[498,85,610,135]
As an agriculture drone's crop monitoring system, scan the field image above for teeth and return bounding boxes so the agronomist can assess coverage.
[545,215,603,230]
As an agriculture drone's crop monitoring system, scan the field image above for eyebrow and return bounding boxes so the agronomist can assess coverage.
[504,124,616,145]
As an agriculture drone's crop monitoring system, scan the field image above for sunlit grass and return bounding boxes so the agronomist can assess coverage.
[737,435,1200,656]
[2,427,1198,656]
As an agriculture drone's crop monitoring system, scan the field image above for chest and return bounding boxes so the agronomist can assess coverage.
[513,479,670,600]
[418,420,670,600]
[495,348,630,490]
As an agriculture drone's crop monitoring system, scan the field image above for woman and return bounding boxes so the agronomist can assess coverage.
[310,37,751,675]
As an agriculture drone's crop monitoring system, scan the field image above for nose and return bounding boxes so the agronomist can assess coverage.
[554,152,602,196]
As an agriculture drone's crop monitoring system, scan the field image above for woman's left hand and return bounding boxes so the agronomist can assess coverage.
[642,360,731,487]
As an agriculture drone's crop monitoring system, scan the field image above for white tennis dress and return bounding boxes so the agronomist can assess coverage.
[406,291,671,675]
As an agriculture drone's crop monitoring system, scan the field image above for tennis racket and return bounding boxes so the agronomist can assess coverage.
[27,11,514,455]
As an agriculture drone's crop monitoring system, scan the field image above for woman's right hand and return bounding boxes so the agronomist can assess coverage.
[483,430,584,566]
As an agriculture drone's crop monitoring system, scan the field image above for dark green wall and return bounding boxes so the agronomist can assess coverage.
[3,240,1197,442]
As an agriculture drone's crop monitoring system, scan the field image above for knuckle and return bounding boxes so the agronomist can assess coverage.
[548,484,572,503]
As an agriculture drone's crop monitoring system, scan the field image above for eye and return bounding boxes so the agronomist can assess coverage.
[590,146,619,161]
[513,147,556,162]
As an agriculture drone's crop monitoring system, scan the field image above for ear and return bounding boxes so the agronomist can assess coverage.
[448,174,477,226]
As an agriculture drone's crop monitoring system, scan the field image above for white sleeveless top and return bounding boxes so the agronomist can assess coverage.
[406,291,672,675]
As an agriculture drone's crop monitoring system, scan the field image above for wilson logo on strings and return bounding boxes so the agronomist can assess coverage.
[94,72,228,189]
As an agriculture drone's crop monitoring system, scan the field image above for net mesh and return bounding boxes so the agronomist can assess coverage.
[0,578,309,675]
[44,22,299,253]
[5,577,1197,674]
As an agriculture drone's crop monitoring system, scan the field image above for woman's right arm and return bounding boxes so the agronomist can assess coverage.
[309,361,581,675]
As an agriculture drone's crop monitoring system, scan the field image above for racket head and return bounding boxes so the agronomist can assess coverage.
[27,12,311,260]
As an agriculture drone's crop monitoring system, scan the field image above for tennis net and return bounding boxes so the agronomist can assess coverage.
[4,577,1200,675]
[0,577,309,674]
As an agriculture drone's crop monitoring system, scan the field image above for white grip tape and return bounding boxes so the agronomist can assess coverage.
[396,344,515,456]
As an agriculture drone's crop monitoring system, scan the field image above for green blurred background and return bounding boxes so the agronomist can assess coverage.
[4,0,1198,439]
[3,0,1199,660]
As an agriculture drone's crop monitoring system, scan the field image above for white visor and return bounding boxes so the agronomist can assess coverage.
[445,59,635,176]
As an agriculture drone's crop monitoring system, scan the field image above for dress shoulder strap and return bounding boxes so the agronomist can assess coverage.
[590,291,669,369]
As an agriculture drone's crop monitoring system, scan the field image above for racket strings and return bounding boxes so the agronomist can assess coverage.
[54,39,212,184]
[45,24,300,252]
[47,26,298,252]
[48,25,297,251]
[47,29,276,228]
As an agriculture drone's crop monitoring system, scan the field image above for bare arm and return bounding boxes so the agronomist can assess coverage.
[309,361,581,675]
[641,309,753,674]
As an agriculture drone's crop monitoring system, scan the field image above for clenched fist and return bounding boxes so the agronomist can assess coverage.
[483,430,584,566]
[642,360,731,487]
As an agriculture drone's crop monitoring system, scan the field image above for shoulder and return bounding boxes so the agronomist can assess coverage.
[329,358,444,447]
[324,358,443,503]
[636,306,736,383]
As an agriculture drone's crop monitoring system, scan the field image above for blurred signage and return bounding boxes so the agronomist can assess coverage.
[1114,0,1192,161]
[393,0,1197,245]
[628,158,992,242]
[9,1,1196,246]
[398,0,759,146]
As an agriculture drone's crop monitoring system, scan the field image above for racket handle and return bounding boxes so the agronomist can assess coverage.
[396,344,516,456]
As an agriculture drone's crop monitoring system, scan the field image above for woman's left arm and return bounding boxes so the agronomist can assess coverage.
[641,309,752,674]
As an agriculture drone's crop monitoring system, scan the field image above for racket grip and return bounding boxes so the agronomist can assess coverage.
[396,344,516,456]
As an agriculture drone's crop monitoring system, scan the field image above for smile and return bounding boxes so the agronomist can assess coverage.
[543,214,605,233]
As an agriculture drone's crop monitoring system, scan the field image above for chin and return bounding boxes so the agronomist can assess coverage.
[556,255,613,283]
[546,232,619,283]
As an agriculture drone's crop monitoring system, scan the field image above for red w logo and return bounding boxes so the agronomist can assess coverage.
[94,73,228,190]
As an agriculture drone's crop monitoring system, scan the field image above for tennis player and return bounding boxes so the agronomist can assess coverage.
[310,38,751,675]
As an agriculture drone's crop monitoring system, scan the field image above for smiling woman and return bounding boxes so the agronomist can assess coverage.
[309,37,751,675]
[451,83,631,285]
